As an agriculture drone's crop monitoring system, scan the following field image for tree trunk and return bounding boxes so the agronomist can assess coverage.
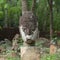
[48,0,53,40]
[4,9,8,28]
[31,0,36,14]
[43,20,46,31]
[22,0,28,15]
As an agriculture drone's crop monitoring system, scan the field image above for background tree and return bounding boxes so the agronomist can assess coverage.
[48,0,53,40]
[0,0,60,38]
[22,0,28,15]
[31,0,36,14]
[4,3,8,27]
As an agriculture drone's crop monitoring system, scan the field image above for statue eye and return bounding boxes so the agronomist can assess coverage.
[32,29,35,31]
[32,28,35,31]
[23,27,26,31]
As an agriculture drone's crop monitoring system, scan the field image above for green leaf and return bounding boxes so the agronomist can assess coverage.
[4,4,9,9]
[0,0,4,4]
[0,11,4,19]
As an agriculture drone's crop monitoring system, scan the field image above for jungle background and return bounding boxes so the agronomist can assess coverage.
[0,0,60,38]
[0,0,60,60]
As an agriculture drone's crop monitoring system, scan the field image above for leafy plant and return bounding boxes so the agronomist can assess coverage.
[41,54,60,60]
[7,56,20,60]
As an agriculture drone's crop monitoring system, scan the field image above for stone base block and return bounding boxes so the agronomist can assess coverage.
[21,46,40,60]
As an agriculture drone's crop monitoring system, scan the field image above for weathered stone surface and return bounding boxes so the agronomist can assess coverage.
[50,44,57,54]
[12,34,19,51]
[0,58,6,60]
[21,46,40,60]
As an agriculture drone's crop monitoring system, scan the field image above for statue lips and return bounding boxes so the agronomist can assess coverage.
[25,39,34,44]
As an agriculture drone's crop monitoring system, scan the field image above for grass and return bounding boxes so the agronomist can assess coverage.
[0,37,60,60]
[41,53,60,60]
[7,56,20,60]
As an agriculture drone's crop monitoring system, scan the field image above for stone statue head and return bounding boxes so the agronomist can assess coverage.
[19,11,38,43]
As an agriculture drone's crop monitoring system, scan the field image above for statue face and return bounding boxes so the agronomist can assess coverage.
[19,11,38,42]
[19,26,38,42]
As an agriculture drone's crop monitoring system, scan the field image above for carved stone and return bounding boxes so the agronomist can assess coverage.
[21,46,40,60]
[50,44,57,54]
[12,34,19,50]
[19,11,38,45]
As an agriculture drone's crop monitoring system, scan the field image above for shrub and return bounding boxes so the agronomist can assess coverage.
[41,54,60,60]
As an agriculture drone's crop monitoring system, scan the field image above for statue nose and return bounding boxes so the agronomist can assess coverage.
[27,29,31,35]
[28,32,31,35]
[26,29,32,35]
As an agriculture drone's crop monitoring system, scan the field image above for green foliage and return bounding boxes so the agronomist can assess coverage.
[18,38,23,46]
[36,0,50,31]
[41,54,60,60]
[54,13,60,31]
[0,0,6,4]
[4,3,9,9]
[0,0,60,32]
[0,11,4,19]
[7,56,20,60]
[0,0,21,27]
[27,0,32,10]
[6,50,20,60]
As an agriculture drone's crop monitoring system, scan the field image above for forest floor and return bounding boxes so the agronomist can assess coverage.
[0,37,60,60]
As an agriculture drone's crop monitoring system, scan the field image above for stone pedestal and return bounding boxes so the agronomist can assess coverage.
[21,46,40,60]
[50,44,57,54]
